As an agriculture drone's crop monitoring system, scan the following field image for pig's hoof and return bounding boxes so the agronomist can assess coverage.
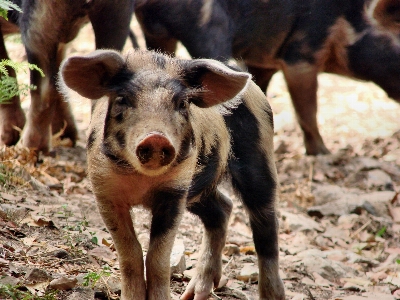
[305,143,331,156]
[180,275,216,300]
[0,124,22,146]
[180,289,211,300]
[0,107,26,146]
[19,126,51,154]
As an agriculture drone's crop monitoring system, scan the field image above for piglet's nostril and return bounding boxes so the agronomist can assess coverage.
[136,134,176,169]
[136,145,153,164]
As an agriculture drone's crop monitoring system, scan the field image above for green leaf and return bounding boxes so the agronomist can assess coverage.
[0,0,22,13]
[375,226,387,237]
[0,8,8,19]
[91,236,98,245]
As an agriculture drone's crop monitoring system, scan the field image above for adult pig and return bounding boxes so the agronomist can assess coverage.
[0,0,134,153]
[60,49,285,300]
[135,0,400,155]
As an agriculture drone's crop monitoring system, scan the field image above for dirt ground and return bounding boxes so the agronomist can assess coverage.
[0,18,399,300]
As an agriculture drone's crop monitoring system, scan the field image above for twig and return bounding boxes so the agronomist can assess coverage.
[223,256,234,271]
[211,290,222,300]
[305,287,316,300]
[308,161,314,191]
[231,288,252,300]
[350,220,372,238]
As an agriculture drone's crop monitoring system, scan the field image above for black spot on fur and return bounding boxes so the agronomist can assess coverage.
[224,102,278,259]
[152,52,167,69]
[181,63,208,88]
[187,140,220,200]
[176,131,194,163]
[188,190,232,230]
[107,67,134,92]
[101,142,133,169]
[87,129,96,150]
[150,188,186,238]
[115,130,126,148]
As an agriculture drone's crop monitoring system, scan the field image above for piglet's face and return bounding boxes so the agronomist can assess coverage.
[100,69,196,176]
[60,50,250,176]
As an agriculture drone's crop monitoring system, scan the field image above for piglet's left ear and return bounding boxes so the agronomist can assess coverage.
[60,50,126,100]
[182,59,251,107]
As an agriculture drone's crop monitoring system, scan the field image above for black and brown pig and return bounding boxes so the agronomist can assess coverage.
[60,49,285,300]
[0,0,134,153]
[135,0,400,155]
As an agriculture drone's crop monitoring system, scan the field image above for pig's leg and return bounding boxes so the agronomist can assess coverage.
[246,66,277,94]
[226,103,285,300]
[143,34,178,56]
[89,0,133,50]
[19,49,56,153]
[146,189,186,300]
[51,43,77,144]
[181,190,233,300]
[0,29,26,146]
[282,63,330,155]
[97,198,146,300]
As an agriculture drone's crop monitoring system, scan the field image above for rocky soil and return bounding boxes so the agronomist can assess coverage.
[0,19,399,300]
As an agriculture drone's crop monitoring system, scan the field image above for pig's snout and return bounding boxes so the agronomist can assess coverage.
[136,133,176,169]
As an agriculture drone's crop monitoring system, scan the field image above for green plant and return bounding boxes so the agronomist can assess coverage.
[375,226,387,238]
[0,1,44,104]
[0,0,21,19]
[82,266,112,288]
[0,59,44,103]
[0,283,57,300]
[0,163,28,189]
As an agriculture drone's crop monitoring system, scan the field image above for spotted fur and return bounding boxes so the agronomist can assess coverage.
[60,49,284,300]
[136,0,400,155]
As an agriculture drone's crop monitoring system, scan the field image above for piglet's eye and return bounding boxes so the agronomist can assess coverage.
[178,99,188,110]
[115,96,130,107]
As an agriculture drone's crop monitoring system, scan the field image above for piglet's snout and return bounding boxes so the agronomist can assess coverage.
[136,133,176,169]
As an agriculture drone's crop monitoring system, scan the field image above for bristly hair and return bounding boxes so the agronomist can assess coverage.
[106,66,134,94]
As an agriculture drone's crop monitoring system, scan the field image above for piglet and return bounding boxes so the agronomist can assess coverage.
[60,49,285,300]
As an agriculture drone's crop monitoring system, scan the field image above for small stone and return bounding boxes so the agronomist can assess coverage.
[0,258,9,266]
[25,268,52,282]
[301,277,315,286]
[313,272,333,287]
[236,263,259,283]
[51,249,69,259]
[224,244,240,256]
[366,169,393,191]
[170,238,186,275]
[281,211,323,232]
[0,275,20,286]
[49,276,78,290]
[66,287,94,300]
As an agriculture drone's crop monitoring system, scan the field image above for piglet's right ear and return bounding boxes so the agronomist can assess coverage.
[60,50,125,99]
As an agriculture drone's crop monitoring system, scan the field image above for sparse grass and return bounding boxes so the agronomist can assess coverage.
[0,283,57,300]
[82,266,112,288]
[375,226,387,238]
[0,163,29,190]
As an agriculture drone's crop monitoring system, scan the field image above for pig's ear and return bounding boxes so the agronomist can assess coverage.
[182,59,251,107]
[60,50,126,99]
[372,0,400,33]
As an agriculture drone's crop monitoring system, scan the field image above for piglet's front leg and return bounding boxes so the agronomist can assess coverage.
[96,198,146,300]
[146,189,186,300]
[181,191,233,300]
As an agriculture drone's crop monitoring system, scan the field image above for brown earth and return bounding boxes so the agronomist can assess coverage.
[0,19,399,300]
